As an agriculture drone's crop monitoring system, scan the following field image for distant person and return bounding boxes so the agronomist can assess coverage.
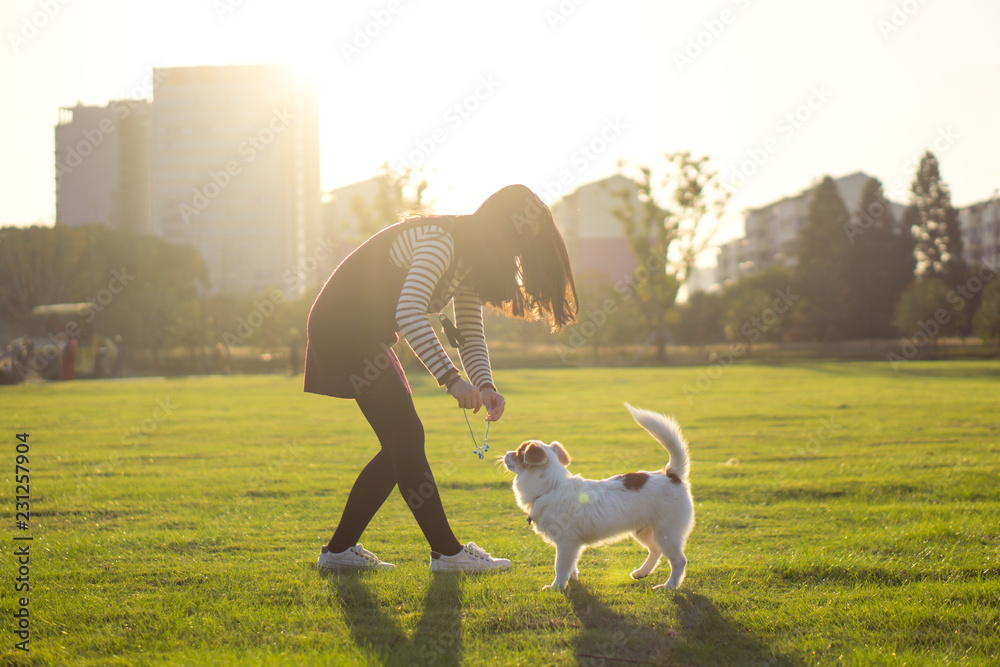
[61,335,77,381]
[305,184,578,572]
[112,334,125,376]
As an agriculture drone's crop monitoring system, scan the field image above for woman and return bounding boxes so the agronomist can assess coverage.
[305,184,577,572]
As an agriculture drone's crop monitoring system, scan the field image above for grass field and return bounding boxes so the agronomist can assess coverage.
[2,361,999,666]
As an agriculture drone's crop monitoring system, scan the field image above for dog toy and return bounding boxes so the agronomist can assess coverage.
[463,409,490,459]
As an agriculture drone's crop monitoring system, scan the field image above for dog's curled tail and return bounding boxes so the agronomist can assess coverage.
[624,403,690,482]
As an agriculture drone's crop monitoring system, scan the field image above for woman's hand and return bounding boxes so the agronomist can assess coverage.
[448,378,483,412]
[480,387,506,422]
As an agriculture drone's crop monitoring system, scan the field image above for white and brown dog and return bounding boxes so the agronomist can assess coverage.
[503,404,694,591]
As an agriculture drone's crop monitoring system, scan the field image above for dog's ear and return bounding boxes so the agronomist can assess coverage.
[550,441,571,467]
[522,442,548,466]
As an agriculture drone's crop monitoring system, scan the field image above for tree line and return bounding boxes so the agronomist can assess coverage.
[2,155,996,375]
[539,150,998,361]
[0,165,425,374]
[0,224,321,372]
[671,151,1000,350]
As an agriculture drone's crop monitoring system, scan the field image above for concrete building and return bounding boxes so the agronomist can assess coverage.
[313,177,384,277]
[959,196,1000,268]
[55,100,150,232]
[715,171,906,287]
[550,174,640,283]
[150,64,320,297]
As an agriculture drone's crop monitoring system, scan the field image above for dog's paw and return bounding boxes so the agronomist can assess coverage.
[542,581,567,592]
[651,582,679,591]
[630,569,648,580]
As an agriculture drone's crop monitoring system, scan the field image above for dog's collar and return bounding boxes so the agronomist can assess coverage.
[527,515,533,526]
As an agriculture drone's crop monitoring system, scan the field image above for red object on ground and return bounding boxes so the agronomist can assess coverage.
[62,337,77,380]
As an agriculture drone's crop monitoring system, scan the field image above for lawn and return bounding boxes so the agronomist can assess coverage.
[2,361,999,665]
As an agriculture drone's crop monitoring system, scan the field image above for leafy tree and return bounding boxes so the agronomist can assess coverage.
[608,152,729,363]
[795,176,852,341]
[973,277,1000,349]
[673,291,725,345]
[555,270,647,362]
[908,152,966,288]
[93,228,207,359]
[842,177,915,339]
[0,225,94,332]
[894,278,964,343]
[721,265,799,349]
[0,225,207,363]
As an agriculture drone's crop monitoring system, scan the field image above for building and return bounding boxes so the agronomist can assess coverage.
[550,175,640,283]
[55,100,150,232]
[322,176,381,243]
[715,172,906,287]
[959,196,1000,268]
[149,65,320,297]
[313,176,384,276]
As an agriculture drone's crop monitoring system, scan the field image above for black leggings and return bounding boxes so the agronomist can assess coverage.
[327,387,462,556]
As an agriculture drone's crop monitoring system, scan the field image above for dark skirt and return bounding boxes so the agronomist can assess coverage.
[303,264,412,399]
[303,333,411,399]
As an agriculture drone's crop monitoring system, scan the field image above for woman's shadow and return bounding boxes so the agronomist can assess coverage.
[567,583,796,666]
[323,570,463,666]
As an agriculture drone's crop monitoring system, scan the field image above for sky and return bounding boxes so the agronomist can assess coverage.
[2,0,999,244]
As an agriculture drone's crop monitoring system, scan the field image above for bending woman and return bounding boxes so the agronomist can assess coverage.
[305,184,578,572]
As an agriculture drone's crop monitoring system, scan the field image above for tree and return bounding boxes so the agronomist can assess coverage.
[555,270,647,362]
[721,265,798,349]
[608,152,729,363]
[908,151,966,288]
[842,177,915,340]
[92,228,208,360]
[0,225,207,363]
[0,225,94,332]
[673,291,725,345]
[795,176,852,341]
[973,277,1000,351]
[894,278,964,343]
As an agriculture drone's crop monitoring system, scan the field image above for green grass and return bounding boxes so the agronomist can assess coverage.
[2,361,999,666]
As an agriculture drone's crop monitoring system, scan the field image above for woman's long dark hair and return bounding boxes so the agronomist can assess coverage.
[455,185,578,330]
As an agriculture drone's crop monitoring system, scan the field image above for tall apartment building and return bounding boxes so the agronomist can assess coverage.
[55,100,150,232]
[959,196,1000,268]
[550,175,640,282]
[716,172,906,287]
[150,65,320,297]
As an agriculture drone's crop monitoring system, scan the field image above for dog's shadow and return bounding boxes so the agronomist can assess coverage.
[567,584,794,666]
[323,570,462,666]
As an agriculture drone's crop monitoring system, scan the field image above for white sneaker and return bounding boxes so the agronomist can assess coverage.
[317,544,395,571]
[430,542,511,573]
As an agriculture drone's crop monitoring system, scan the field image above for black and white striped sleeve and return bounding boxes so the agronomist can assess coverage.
[394,230,458,384]
[454,286,494,389]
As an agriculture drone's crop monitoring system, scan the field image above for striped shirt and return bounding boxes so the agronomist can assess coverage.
[390,223,494,389]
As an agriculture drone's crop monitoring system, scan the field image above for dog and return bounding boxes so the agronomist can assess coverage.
[502,403,694,591]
